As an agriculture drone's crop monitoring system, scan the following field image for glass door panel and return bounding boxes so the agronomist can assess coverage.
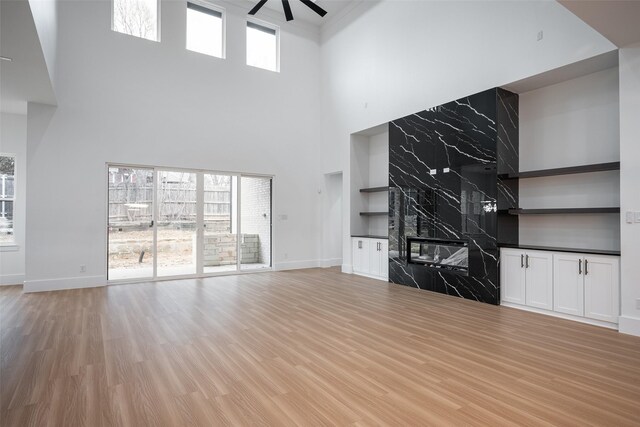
[240,176,272,270]
[203,174,237,274]
[108,167,155,280]
[157,170,197,277]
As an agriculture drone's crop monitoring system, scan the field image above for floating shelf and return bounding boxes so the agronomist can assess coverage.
[500,243,620,256]
[359,212,388,216]
[498,161,620,180]
[508,207,620,215]
[360,186,389,193]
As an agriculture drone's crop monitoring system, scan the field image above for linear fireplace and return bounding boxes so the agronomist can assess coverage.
[407,237,469,275]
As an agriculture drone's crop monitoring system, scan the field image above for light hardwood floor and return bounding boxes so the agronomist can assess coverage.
[1,268,640,426]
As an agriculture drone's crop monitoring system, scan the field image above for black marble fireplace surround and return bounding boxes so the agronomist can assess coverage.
[389,88,519,305]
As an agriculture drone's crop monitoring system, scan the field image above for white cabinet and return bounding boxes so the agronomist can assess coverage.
[500,249,552,310]
[352,237,388,280]
[501,248,620,326]
[500,249,526,305]
[352,238,370,274]
[553,254,584,316]
[553,254,619,323]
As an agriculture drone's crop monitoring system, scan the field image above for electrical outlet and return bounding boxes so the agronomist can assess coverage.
[627,211,634,224]
[80,265,86,273]
[537,30,544,41]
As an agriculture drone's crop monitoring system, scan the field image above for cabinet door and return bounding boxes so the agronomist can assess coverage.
[553,253,584,317]
[584,256,620,323]
[524,251,553,310]
[380,239,389,280]
[369,240,383,277]
[352,238,370,274]
[500,249,526,305]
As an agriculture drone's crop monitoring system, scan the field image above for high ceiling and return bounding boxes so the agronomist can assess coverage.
[245,0,355,27]
[559,0,640,47]
[0,0,56,114]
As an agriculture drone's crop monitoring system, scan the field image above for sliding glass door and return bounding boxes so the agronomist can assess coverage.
[107,166,155,281]
[107,165,271,282]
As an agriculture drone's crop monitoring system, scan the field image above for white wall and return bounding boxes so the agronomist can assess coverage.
[28,0,58,93]
[518,67,620,251]
[619,42,640,336]
[0,113,26,285]
[24,0,323,291]
[321,172,342,267]
[320,0,615,272]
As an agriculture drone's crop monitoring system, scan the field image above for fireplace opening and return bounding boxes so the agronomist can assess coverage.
[407,237,469,274]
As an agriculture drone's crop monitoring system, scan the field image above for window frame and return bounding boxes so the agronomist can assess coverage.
[246,18,280,73]
[0,153,16,248]
[186,0,227,59]
[111,0,161,42]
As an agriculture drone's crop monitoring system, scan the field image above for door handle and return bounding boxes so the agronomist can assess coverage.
[525,254,529,269]
[521,254,524,268]
[378,242,381,251]
[584,259,589,275]
[578,259,582,275]
[149,220,154,227]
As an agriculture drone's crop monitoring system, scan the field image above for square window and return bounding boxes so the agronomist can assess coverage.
[187,2,224,58]
[112,0,159,41]
[246,21,279,72]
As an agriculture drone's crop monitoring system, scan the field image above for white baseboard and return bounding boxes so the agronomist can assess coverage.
[0,273,25,286]
[619,316,640,337]
[320,258,342,268]
[24,275,106,293]
[501,302,618,330]
[342,264,353,274]
[352,271,389,282]
[273,259,321,271]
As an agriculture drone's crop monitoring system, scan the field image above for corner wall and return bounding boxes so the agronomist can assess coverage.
[619,42,640,336]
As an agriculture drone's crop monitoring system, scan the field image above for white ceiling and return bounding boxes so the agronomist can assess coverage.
[0,0,56,115]
[559,0,640,48]
[245,0,354,27]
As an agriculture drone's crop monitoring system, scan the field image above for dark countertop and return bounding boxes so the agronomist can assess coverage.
[499,243,620,256]
[351,235,389,239]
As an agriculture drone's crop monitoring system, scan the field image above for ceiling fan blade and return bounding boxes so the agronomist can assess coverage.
[248,0,269,15]
[281,0,294,21]
[299,0,327,17]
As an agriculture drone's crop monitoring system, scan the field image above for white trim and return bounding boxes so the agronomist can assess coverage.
[0,273,24,286]
[24,275,106,293]
[342,263,353,274]
[273,259,320,271]
[501,301,618,330]
[352,270,388,282]
[618,316,640,337]
[0,244,19,252]
[320,258,342,268]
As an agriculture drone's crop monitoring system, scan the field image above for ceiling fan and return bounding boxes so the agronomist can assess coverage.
[249,0,327,22]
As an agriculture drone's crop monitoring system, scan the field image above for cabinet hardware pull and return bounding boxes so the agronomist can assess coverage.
[358,241,362,249]
[584,259,589,275]
[378,242,381,251]
[521,254,524,268]
[578,259,582,275]
[525,254,529,269]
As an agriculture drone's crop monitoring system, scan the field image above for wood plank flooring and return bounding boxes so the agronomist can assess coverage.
[1,267,640,426]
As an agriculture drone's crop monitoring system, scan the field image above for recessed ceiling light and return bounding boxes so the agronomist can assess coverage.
[0,56,13,62]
